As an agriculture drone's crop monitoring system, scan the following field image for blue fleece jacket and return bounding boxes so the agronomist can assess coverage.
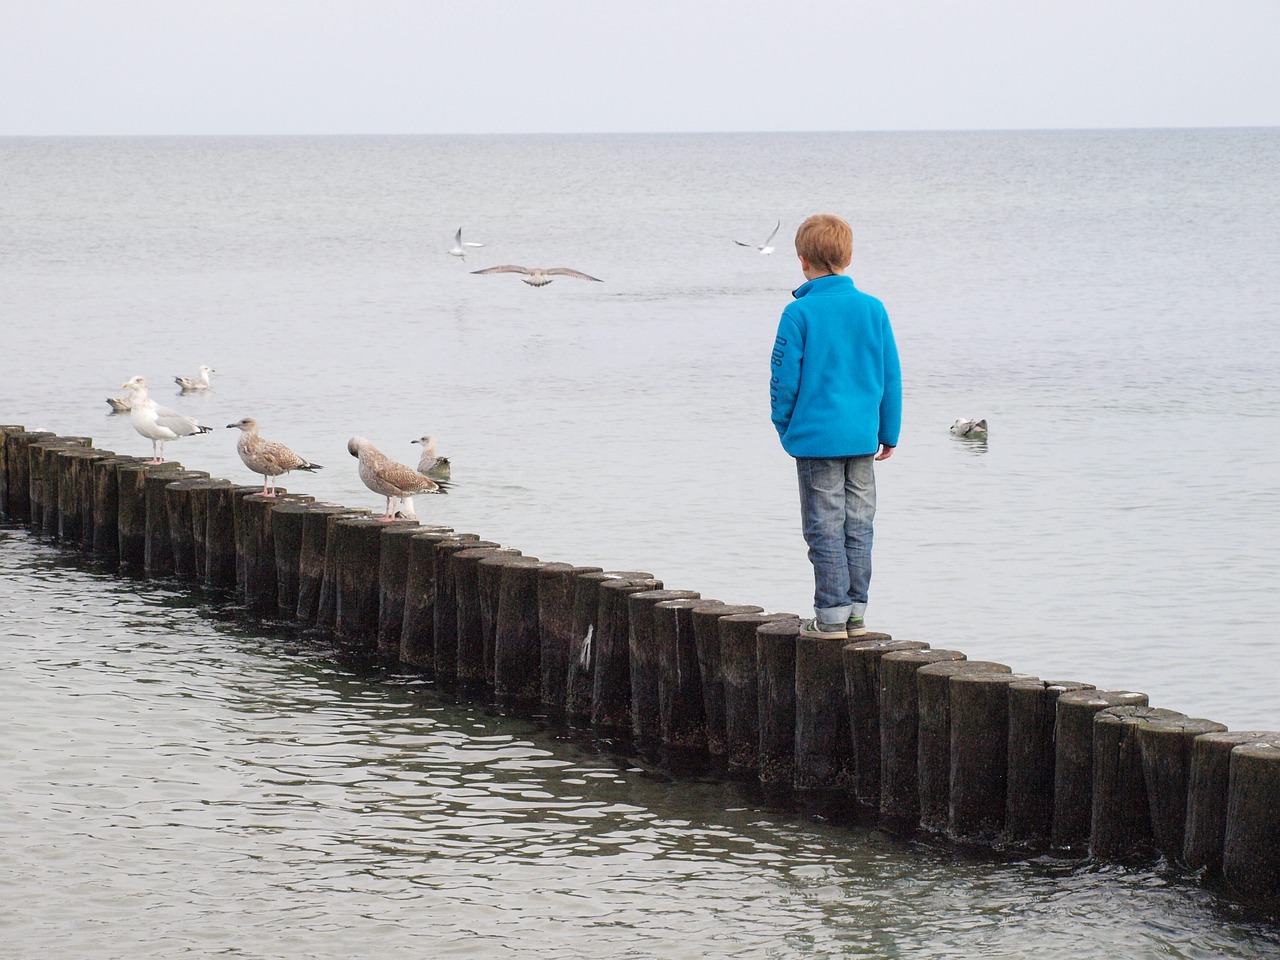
[770,273,902,458]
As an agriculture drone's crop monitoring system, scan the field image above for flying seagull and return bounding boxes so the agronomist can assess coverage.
[227,417,323,496]
[411,434,451,482]
[120,375,213,464]
[174,365,215,391]
[734,220,780,254]
[950,418,989,440]
[471,265,603,287]
[448,227,484,261]
[348,436,448,521]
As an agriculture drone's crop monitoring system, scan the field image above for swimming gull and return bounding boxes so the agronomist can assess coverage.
[471,265,603,287]
[950,418,989,440]
[120,375,213,464]
[227,417,323,496]
[734,220,780,254]
[106,395,132,413]
[411,434,452,481]
[348,436,448,522]
[448,227,485,261]
[175,365,215,391]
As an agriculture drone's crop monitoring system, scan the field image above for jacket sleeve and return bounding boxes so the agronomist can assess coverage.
[878,310,903,448]
[770,312,803,439]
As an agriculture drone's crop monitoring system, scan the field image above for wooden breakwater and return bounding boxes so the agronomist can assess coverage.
[3,425,1278,911]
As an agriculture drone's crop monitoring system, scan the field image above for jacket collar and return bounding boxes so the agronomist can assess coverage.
[792,273,855,299]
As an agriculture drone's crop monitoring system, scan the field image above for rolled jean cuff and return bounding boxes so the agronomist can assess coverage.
[815,604,853,624]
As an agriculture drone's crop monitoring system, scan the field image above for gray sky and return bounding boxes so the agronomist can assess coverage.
[2,0,1277,135]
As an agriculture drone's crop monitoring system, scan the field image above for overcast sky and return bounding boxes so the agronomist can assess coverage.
[2,0,1277,135]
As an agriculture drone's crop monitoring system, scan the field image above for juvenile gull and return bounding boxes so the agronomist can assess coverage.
[348,436,448,522]
[106,395,132,413]
[448,227,484,261]
[227,417,323,496]
[175,365,215,391]
[950,418,989,440]
[471,265,603,287]
[734,220,780,254]
[120,375,213,464]
[411,434,451,481]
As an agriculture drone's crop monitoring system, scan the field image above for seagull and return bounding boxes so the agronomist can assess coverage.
[227,417,323,496]
[120,375,213,464]
[734,220,780,254]
[348,436,448,522]
[105,396,132,413]
[411,434,451,482]
[174,365,214,391]
[471,265,603,287]
[448,227,484,261]
[950,418,989,440]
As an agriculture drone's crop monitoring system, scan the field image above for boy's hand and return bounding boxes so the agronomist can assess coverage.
[874,444,895,461]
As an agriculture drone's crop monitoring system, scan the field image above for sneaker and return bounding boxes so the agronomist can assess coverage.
[846,616,868,638]
[798,618,848,640]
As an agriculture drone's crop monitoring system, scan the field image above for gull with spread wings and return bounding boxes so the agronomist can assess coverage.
[448,227,484,261]
[471,265,603,287]
[734,220,781,254]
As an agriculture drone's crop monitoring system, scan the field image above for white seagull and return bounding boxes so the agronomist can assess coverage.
[950,418,989,440]
[120,375,213,464]
[471,265,603,287]
[227,417,323,496]
[174,365,215,391]
[411,434,451,482]
[348,436,448,522]
[448,227,485,261]
[734,220,780,254]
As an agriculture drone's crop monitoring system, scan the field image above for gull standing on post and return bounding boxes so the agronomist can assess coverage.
[120,375,213,464]
[448,227,484,261]
[348,436,448,522]
[471,265,603,287]
[227,417,323,496]
[174,365,215,391]
[734,220,780,254]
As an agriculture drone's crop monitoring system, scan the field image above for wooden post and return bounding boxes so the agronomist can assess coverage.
[0,425,27,522]
[948,670,1038,844]
[1136,714,1228,865]
[57,447,110,548]
[376,523,427,661]
[842,637,923,808]
[566,571,652,724]
[722,612,796,778]
[917,659,1009,833]
[1051,689,1149,852]
[91,456,138,558]
[433,538,500,680]
[30,439,88,534]
[1184,730,1276,875]
[295,504,365,623]
[592,577,663,737]
[1004,679,1095,850]
[115,462,151,568]
[692,602,763,759]
[205,485,260,591]
[144,465,193,578]
[493,556,548,709]
[267,500,314,616]
[538,563,603,715]
[235,490,308,609]
[399,529,468,672]
[628,588,701,747]
[757,618,799,790]
[480,551,533,689]
[333,516,414,649]
[655,597,717,758]
[4,431,54,522]
[879,649,966,821]
[1222,738,1280,907]
[1090,705,1186,861]
[163,475,215,580]
[454,546,520,685]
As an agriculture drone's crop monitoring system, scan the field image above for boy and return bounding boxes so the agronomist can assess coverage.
[769,213,902,640]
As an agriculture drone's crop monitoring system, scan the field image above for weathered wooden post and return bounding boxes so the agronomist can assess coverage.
[377,523,430,660]
[628,588,700,747]
[655,597,718,758]
[566,571,651,724]
[184,479,232,583]
[723,612,795,777]
[879,649,966,821]
[692,603,763,758]
[267,500,314,616]
[115,462,152,567]
[537,563,603,715]
[4,431,54,522]
[297,504,366,623]
[1222,738,1280,907]
[0,425,26,522]
[917,659,1009,833]
[1184,730,1276,874]
[433,538,500,680]
[757,618,800,790]
[493,556,548,709]
[1135,714,1228,865]
[454,546,520,685]
[1051,689,1149,852]
[399,529,468,671]
[592,577,662,737]
[480,551,533,688]
[948,670,1038,844]
[90,455,136,558]
[57,446,111,548]
[235,491,309,609]
[1004,679,1095,849]
[205,484,260,591]
[1090,705,1187,861]
[843,637,925,808]
[333,516,413,649]
[144,465,194,577]
[30,438,90,534]
[163,475,215,580]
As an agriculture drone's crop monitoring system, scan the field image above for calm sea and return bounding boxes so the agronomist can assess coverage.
[2,130,1279,956]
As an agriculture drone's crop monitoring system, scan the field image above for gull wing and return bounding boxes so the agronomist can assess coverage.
[375,458,445,494]
[762,220,780,245]
[545,268,603,282]
[472,265,532,276]
[153,405,202,437]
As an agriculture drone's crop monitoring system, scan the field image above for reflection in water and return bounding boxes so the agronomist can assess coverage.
[2,533,1279,959]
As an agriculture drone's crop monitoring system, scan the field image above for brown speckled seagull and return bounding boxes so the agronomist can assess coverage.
[227,417,323,496]
[471,264,602,287]
[348,436,448,521]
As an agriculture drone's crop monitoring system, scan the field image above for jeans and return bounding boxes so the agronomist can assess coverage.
[796,455,876,624]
